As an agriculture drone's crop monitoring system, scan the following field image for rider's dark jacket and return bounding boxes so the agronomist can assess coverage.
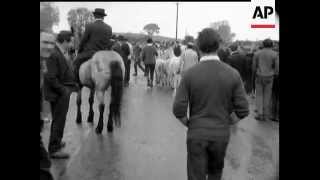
[78,20,112,54]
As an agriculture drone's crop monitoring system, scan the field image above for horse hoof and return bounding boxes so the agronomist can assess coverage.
[87,111,94,123]
[87,118,94,124]
[107,126,113,132]
[95,127,103,134]
[76,118,82,124]
[76,120,82,124]
[76,114,82,124]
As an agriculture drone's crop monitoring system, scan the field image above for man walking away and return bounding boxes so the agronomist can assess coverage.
[119,36,131,86]
[252,38,279,121]
[133,43,145,76]
[173,28,249,180]
[44,31,78,159]
[111,35,123,56]
[141,38,158,87]
[227,43,249,93]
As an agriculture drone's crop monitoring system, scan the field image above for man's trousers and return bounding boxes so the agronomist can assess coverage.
[145,64,155,84]
[48,91,71,154]
[187,139,229,180]
[255,75,274,119]
[134,57,145,74]
[124,60,131,84]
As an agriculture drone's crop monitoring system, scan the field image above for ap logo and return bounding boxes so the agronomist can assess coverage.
[251,0,276,28]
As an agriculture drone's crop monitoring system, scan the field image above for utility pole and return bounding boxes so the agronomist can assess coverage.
[176,2,179,41]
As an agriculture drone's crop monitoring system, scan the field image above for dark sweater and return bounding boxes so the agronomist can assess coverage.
[227,51,248,82]
[173,59,249,141]
[141,44,158,65]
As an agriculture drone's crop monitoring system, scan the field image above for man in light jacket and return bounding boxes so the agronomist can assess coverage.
[180,42,198,77]
[252,38,279,121]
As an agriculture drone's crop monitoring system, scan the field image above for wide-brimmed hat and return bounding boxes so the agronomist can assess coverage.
[93,8,107,16]
[187,42,194,46]
[111,34,117,40]
[118,35,127,41]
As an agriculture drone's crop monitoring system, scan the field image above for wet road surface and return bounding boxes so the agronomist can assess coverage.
[41,70,279,180]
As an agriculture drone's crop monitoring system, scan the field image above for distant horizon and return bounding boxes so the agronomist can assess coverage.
[52,2,279,41]
[104,31,278,42]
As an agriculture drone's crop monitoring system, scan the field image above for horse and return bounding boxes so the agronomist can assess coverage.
[167,55,182,96]
[76,50,125,134]
[155,58,169,86]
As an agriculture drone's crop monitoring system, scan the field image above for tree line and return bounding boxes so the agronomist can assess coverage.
[40,4,277,52]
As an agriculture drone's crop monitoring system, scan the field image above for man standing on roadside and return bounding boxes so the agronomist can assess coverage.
[40,28,55,180]
[44,31,78,159]
[252,38,279,121]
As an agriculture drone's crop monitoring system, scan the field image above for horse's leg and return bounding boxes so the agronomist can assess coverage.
[107,102,114,132]
[87,88,95,123]
[76,89,82,124]
[114,103,121,127]
[95,90,105,134]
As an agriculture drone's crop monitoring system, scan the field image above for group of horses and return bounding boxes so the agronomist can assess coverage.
[155,46,186,96]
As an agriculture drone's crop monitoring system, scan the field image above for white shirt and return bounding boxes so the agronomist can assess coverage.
[56,43,69,59]
[126,42,133,59]
[56,43,73,69]
[199,55,220,62]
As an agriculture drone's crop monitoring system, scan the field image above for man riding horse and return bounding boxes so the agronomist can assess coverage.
[73,8,113,124]
[73,8,113,87]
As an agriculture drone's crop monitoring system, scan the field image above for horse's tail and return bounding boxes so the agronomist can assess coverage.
[109,60,124,115]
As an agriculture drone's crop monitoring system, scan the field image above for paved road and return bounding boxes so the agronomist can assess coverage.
[41,70,279,180]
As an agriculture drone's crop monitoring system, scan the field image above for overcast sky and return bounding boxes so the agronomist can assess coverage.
[52,2,279,41]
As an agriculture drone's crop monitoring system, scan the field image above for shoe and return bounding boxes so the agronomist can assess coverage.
[59,141,66,149]
[50,150,70,159]
[43,117,51,123]
[255,115,264,121]
[52,141,67,153]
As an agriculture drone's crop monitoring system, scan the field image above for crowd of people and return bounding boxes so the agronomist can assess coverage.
[41,7,279,180]
[216,40,279,122]
[127,36,279,124]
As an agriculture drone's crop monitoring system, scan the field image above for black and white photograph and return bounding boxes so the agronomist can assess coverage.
[40,1,279,180]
